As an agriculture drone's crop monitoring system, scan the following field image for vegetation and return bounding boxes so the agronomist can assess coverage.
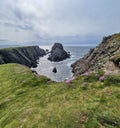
[112,33,120,42]
[111,52,120,67]
[0,63,120,128]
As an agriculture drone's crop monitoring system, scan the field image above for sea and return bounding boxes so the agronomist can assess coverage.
[32,46,92,82]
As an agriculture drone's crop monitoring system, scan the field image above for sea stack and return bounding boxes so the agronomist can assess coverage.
[52,67,57,73]
[48,43,70,61]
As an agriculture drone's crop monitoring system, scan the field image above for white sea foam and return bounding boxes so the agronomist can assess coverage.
[32,46,91,82]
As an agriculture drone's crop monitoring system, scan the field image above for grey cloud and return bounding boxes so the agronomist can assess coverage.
[3,22,33,30]
[0,0,120,44]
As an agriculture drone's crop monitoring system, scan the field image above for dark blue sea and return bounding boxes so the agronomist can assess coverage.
[32,46,92,82]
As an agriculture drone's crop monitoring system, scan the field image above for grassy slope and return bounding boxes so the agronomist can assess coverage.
[0,64,120,128]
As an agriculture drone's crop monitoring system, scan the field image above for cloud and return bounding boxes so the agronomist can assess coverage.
[0,0,120,44]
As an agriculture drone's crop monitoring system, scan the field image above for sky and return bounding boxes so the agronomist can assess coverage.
[0,0,120,46]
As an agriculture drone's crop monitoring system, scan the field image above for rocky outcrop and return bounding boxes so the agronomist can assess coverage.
[72,33,120,76]
[48,43,70,61]
[0,46,46,67]
[52,67,57,73]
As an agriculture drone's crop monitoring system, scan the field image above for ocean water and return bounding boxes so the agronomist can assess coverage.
[32,46,92,82]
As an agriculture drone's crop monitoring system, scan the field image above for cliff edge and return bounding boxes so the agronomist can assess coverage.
[72,33,120,75]
[0,46,46,67]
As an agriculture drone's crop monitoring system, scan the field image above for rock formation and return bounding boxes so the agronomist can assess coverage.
[0,46,46,67]
[72,33,120,75]
[48,43,70,61]
[52,67,57,73]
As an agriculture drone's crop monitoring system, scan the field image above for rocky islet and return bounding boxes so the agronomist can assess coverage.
[48,43,70,62]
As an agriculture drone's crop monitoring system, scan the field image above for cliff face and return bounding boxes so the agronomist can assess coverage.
[0,46,46,67]
[72,33,120,75]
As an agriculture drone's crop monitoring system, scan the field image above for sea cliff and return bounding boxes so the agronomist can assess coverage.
[0,46,46,67]
[72,33,120,75]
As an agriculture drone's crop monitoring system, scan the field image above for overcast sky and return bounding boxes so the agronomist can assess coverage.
[0,0,120,45]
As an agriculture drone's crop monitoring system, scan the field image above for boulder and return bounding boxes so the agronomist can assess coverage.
[48,43,70,61]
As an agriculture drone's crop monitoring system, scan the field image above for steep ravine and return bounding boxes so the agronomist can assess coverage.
[0,46,46,67]
[72,33,120,75]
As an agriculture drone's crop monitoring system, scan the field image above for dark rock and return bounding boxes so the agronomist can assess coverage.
[52,67,57,73]
[48,43,70,61]
[0,46,46,67]
[31,70,38,75]
[45,49,50,54]
[89,48,94,54]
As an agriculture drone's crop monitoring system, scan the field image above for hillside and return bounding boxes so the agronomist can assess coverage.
[0,46,46,67]
[72,33,120,76]
[0,63,120,128]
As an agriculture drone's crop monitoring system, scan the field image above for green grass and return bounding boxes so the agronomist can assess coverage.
[0,63,120,128]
